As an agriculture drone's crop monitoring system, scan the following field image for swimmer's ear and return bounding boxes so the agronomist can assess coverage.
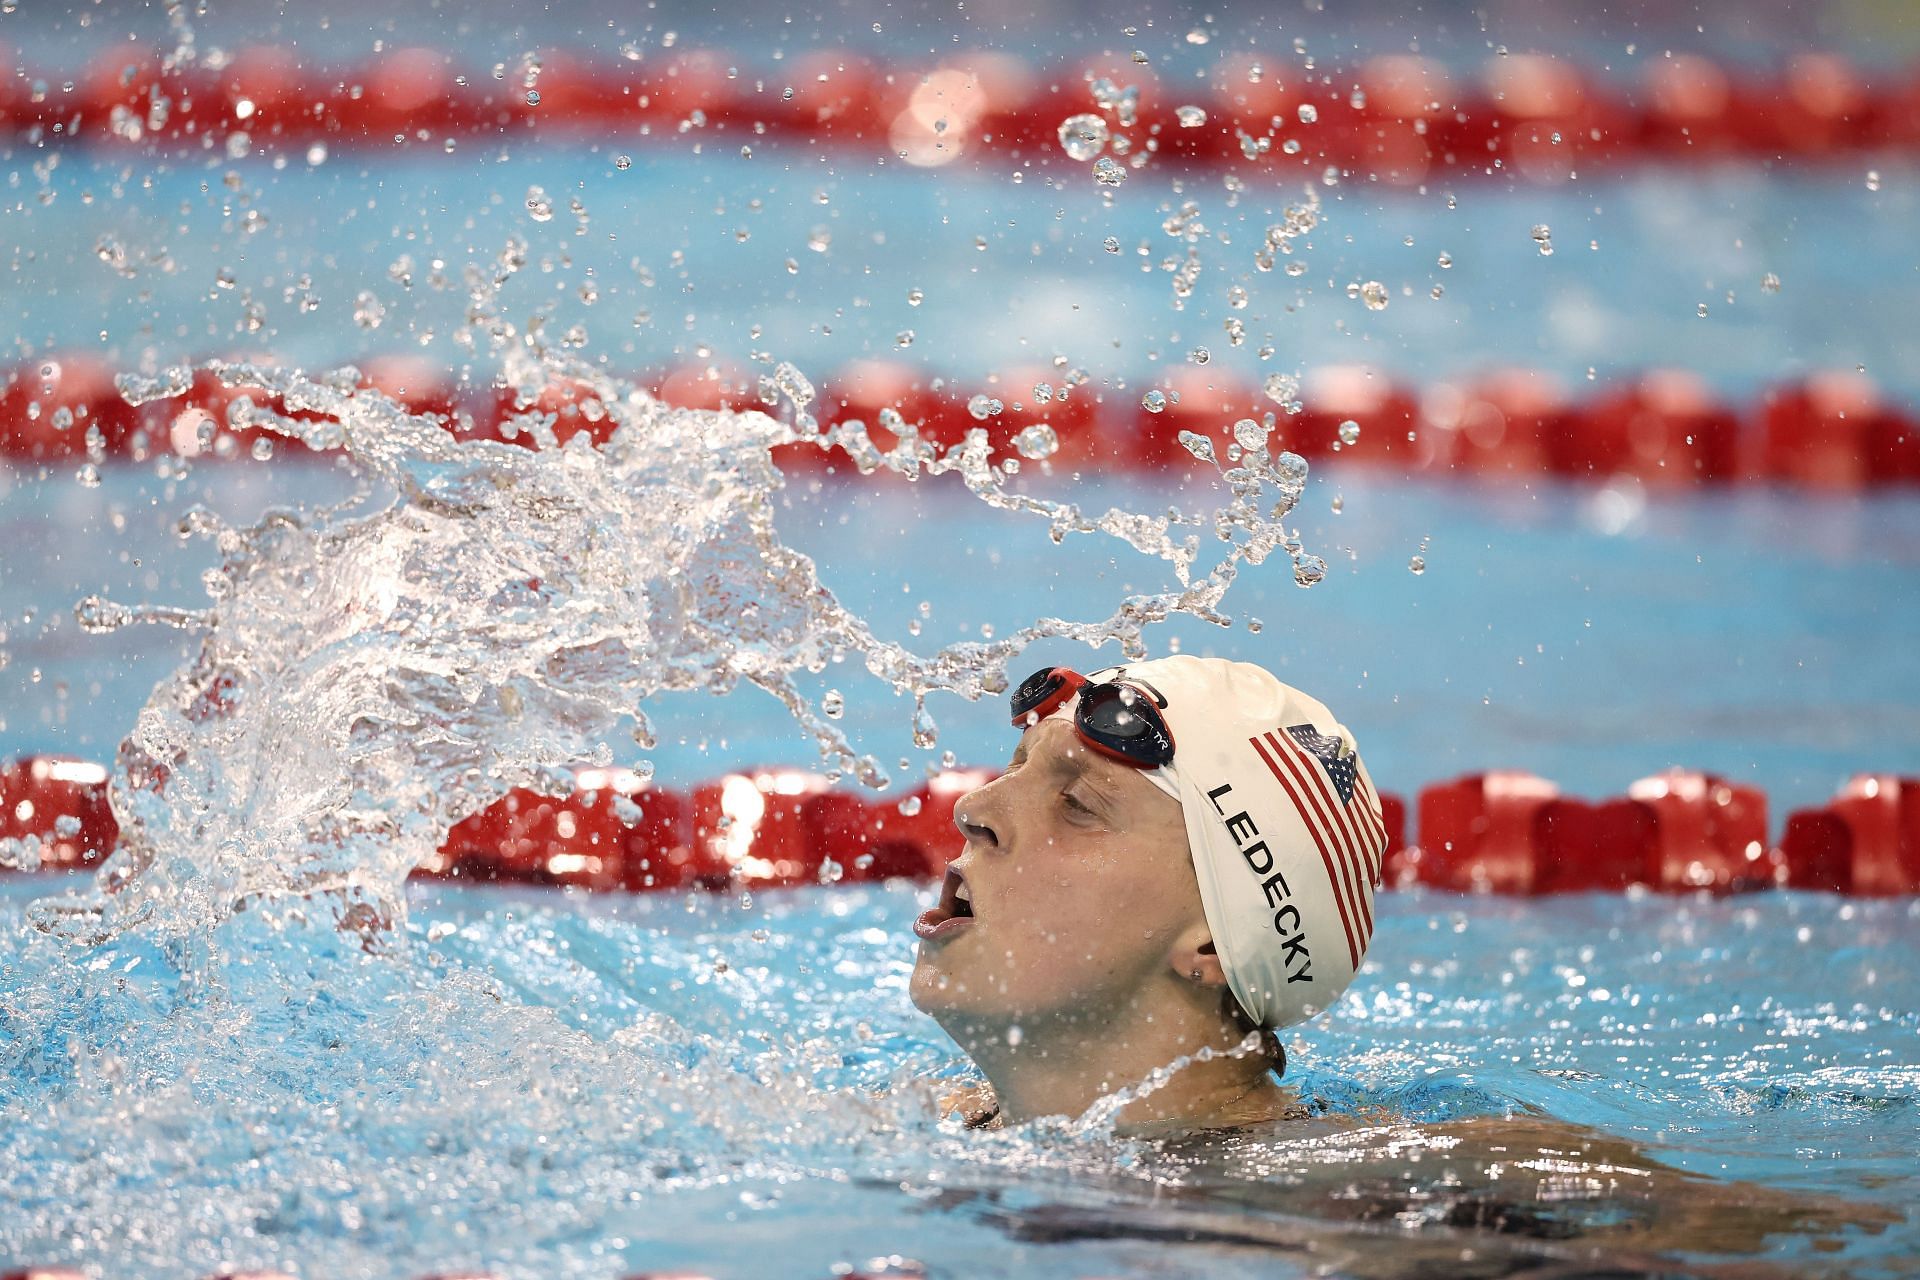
[1169,926,1229,989]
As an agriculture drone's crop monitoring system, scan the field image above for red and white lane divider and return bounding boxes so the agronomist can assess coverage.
[5,754,1916,896]
[2,355,1916,491]
[6,45,1919,175]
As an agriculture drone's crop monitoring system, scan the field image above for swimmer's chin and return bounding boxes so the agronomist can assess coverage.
[908,950,978,1020]
[907,951,952,1012]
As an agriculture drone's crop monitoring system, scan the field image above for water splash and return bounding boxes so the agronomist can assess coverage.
[33,235,1323,953]
[1058,1030,1268,1138]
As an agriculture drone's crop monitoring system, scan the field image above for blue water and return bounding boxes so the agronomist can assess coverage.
[1,873,1912,1277]
[5,462,1918,817]
[6,150,1917,399]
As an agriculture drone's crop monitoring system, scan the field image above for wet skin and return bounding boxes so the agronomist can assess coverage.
[909,716,1295,1131]
[908,715,1198,1028]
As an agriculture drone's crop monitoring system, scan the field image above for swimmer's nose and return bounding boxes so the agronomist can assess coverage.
[954,807,998,850]
[954,782,1000,850]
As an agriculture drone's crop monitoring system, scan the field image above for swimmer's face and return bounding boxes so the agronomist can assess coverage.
[909,716,1202,1035]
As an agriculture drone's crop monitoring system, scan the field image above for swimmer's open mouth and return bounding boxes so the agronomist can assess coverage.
[914,865,975,939]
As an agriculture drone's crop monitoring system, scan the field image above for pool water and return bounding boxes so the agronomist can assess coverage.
[3,3,1919,1276]
[1,873,1912,1278]
[5,463,1917,816]
[7,152,1917,402]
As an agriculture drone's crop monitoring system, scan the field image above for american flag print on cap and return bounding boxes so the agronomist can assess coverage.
[1251,724,1389,972]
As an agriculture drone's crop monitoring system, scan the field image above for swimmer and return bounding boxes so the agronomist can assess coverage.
[907,656,1896,1271]
[910,655,1385,1136]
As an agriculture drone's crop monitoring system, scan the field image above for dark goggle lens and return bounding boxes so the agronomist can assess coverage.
[1075,682,1176,768]
[1009,666,1083,726]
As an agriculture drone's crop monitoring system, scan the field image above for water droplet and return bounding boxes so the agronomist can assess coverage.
[75,463,101,488]
[1103,236,1122,254]
[1189,347,1210,365]
[1330,494,1344,514]
[1358,280,1390,310]
[353,290,386,330]
[807,226,831,253]
[1262,373,1299,407]
[250,438,274,462]
[1761,271,1781,294]
[1297,103,1319,124]
[1031,383,1054,404]
[967,394,1004,420]
[1437,250,1453,269]
[1696,302,1709,318]
[525,186,554,222]
[1141,390,1168,413]
[1430,284,1445,299]
[1409,555,1426,575]
[1234,417,1270,451]
[525,90,541,107]
[614,154,633,170]
[73,595,131,635]
[906,287,924,306]
[821,690,845,718]
[1337,419,1361,446]
[1293,555,1326,587]
[1057,113,1110,162]
[1014,423,1058,459]
[1092,156,1127,187]
[1179,431,1216,463]
[1131,49,1150,64]
[305,142,328,166]
[1227,284,1249,309]
[1530,223,1553,256]
[1176,105,1208,128]
[1866,169,1881,192]
[897,795,923,817]
[1006,1024,1024,1046]
[895,330,914,348]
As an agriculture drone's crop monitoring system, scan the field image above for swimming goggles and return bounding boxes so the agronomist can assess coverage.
[1008,666,1177,769]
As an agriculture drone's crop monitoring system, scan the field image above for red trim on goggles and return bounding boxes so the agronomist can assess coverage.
[1008,666,1177,769]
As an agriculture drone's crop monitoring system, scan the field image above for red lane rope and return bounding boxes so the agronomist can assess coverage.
[3,355,1915,492]
[6,47,1919,172]
[4,755,1916,896]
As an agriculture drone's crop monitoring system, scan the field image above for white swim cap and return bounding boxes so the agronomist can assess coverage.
[1043,655,1385,1030]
